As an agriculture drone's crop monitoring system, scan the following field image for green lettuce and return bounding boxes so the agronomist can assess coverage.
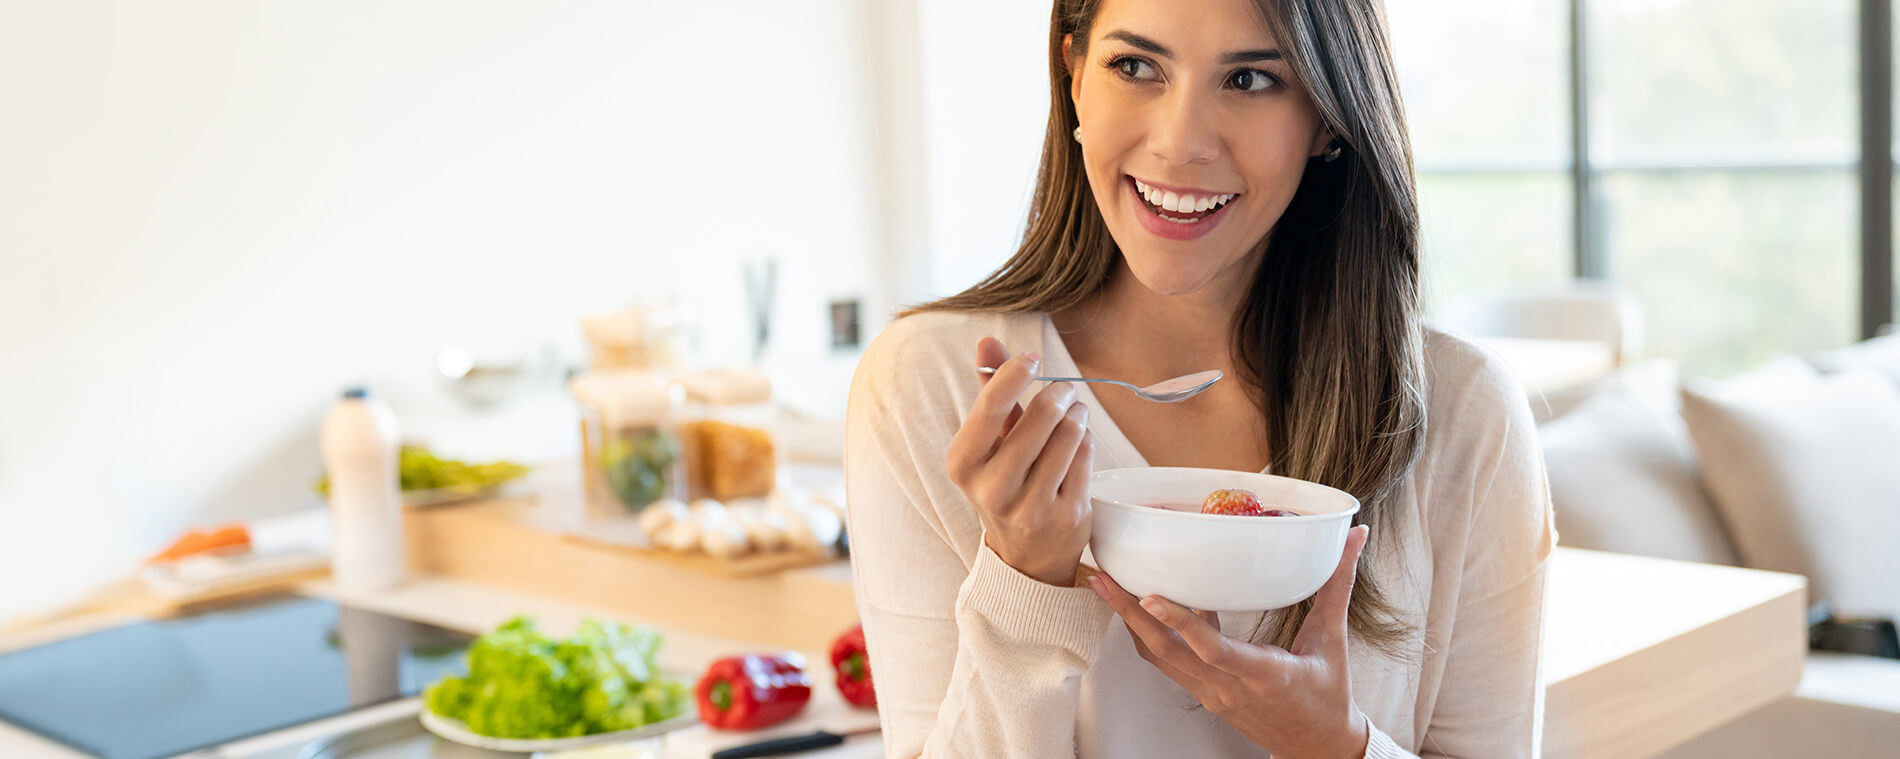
[424,616,689,738]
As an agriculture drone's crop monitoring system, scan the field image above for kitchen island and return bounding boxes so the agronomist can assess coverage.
[0,480,1805,759]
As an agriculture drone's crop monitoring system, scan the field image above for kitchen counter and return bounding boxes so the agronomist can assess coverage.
[399,496,860,655]
[0,486,1806,758]
[0,576,880,759]
[396,483,1810,756]
[395,466,862,655]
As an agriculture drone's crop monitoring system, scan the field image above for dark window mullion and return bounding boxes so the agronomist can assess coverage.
[1862,0,1895,337]
[1570,0,1602,280]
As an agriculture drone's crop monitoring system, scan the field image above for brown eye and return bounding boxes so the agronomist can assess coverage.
[1228,69,1277,92]
[1110,56,1158,81]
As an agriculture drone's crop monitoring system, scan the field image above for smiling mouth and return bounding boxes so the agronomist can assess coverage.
[1128,177,1238,224]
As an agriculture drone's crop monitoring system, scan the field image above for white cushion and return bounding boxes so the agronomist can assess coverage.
[1680,358,1900,619]
[1809,333,1900,388]
[1539,361,1736,564]
[1533,358,1680,425]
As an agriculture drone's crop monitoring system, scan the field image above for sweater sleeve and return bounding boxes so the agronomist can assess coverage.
[844,324,1115,759]
[1362,564,1551,758]
[1406,352,1558,758]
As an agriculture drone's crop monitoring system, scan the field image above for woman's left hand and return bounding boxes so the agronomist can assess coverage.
[1089,525,1372,759]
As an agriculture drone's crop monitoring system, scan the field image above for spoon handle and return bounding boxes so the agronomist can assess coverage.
[973,366,1135,391]
[1029,376,1130,388]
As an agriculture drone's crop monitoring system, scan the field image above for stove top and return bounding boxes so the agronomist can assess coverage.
[0,594,471,759]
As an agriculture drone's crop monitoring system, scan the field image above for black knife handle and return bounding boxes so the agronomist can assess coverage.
[711,730,847,759]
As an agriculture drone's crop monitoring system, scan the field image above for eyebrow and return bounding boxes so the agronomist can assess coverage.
[1103,29,1282,65]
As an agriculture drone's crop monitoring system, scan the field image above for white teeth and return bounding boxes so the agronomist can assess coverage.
[1133,179,1237,215]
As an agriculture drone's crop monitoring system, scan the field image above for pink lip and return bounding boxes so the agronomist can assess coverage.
[1124,176,1235,242]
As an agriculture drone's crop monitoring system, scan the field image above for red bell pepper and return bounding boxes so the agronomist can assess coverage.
[830,623,876,708]
[696,653,812,730]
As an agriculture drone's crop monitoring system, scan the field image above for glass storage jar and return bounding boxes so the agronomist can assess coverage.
[677,368,777,502]
[571,370,686,518]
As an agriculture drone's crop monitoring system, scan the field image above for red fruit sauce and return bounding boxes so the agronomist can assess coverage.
[1139,502,1302,517]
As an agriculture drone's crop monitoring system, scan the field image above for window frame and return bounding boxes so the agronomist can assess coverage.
[1415,0,1894,340]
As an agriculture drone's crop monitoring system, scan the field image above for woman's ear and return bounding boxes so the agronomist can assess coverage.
[1310,128,1335,158]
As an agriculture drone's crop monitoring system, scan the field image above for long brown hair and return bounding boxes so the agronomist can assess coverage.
[910,0,1424,657]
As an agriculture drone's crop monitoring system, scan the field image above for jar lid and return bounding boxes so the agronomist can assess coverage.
[678,368,772,405]
[569,370,683,426]
[581,303,690,348]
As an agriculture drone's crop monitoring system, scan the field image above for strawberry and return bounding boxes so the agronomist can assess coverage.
[1201,488,1266,516]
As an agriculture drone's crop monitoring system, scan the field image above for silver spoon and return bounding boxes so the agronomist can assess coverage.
[976,366,1223,403]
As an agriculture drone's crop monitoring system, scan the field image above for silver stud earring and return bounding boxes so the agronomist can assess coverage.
[1322,142,1343,162]
[1073,125,1083,143]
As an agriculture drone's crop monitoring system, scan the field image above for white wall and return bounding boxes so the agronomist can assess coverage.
[0,1,883,617]
[914,0,1053,299]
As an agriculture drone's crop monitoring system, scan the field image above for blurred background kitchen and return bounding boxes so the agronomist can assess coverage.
[2,0,1898,756]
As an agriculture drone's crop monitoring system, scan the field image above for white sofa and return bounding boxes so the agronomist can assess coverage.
[1531,334,1900,757]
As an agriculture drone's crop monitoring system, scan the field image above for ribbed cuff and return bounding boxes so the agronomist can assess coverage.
[957,541,1115,662]
[1362,721,1411,759]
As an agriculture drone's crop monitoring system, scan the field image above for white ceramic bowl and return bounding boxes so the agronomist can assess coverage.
[1089,467,1360,612]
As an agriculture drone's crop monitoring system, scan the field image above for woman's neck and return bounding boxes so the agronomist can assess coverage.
[1058,257,1250,383]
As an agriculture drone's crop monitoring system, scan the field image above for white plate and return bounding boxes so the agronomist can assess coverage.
[401,482,514,508]
[418,704,699,753]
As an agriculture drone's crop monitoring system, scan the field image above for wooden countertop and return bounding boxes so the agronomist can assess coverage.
[1542,548,1807,757]
[399,494,861,655]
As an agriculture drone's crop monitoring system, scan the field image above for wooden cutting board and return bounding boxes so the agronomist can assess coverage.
[560,531,841,580]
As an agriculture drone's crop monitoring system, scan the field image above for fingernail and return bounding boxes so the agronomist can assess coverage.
[1024,352,1042,372]
[1140,598,1165,619]
[1087,575,1106,599]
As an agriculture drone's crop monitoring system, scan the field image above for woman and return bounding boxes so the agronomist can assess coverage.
[843,0,1554,756]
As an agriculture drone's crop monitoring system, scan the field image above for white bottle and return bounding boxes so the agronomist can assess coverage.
[320,387,406,593]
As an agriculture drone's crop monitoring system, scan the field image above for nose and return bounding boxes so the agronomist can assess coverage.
[1148,87,1221,166]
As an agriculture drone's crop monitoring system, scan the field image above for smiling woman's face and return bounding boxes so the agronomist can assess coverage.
[1070,0,1329,298]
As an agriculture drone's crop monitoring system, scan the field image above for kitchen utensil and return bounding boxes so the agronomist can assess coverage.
[974,366,1222,403]
[710,725,882,759]
[742,257,778,363]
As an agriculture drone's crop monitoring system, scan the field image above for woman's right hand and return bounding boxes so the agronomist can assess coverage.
[945,337,1095,587]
